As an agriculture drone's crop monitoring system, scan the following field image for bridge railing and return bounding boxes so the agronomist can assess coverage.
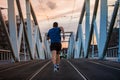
[0,49,12,61]
[88,46,119,61]
[106,46,118,57]
[0,49,32,61]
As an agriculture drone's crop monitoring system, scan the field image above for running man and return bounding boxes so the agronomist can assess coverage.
[47,22,65,72]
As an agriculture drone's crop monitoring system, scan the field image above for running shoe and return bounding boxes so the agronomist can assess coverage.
[54,67,58,72]
[57,65,59,71]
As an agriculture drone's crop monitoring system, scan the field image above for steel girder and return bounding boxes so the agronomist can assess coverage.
[75,0,119,60]
[1,0,45,62]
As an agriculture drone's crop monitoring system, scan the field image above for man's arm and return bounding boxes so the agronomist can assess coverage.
[59,26,65,40]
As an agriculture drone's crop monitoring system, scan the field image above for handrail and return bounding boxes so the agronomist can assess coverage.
[0,49,11,52]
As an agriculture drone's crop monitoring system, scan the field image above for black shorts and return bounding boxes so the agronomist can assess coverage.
[50,43,62,52]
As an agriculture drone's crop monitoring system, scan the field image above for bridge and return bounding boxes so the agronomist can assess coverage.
[0,0,120,80]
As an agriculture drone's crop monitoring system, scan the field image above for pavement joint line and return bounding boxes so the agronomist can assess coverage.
[89,61,120,71]
[67,60,88,80]
[28,61,51,80]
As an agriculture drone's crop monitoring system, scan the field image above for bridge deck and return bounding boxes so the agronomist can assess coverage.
[0,59,120,80]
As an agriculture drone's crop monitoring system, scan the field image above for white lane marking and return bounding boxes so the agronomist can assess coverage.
[67,60,87,80]
[29,61,51,80]
[89,61,120,71]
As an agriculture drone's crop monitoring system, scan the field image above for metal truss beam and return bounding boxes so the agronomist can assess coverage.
[18,22,23,52]
[16,0,33,60]
[76,1,85,41]
[30,3,42,42]
[0,8,18,62]
[26,0,34,59]
[99,0,108,59]
[8,0,20,61]
[67,32,75,59]
[84,0,90,58]
[118,0,120,61]
[85,0,99,58]
[100,0,119,59]
[44,34,51,59]
[74,1,85,58]
[30,2,45,59]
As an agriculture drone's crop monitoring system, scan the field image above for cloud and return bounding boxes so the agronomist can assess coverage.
[39,8,81,21]
[46,1,57,10]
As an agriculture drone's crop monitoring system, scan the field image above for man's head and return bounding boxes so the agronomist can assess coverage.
[53,22,58,27]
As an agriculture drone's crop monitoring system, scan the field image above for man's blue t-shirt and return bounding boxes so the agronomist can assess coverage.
[48,27,61,43]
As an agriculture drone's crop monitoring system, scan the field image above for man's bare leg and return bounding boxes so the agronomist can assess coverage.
[56,51,60,70]
[52,50,57,64]
[56,52,60,64]
[52,50,58,72]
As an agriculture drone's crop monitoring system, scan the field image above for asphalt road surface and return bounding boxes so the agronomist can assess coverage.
[0,59,120,80]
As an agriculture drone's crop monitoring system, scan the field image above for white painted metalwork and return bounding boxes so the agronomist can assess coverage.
[75,1,85,58]
[98,0,108,59]
[26,0,34,59]
[0,0,44,62]
[8,0,20,61]
[67,32,75,59]
[118,0,120,61]
[44,34,51,59]
[84,0,90,58]
[16,0,32,60]
[18,21,23,52]
[93,20,99,47]
[91,31,94,59]
[23,31,27,61]
[76,24,84,58]
[101,0,119,60]
[0,0,119,62]
[74,0,119,61]
[74,40,81,58]
[76,26,81,58]
[75,0,99,59]
[38,42,45,59]
[35,28,45,59]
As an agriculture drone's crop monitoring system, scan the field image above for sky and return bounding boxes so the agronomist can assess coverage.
[0,0,117,48]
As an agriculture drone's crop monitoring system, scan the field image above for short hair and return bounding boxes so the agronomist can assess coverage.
[53,22,58,27]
